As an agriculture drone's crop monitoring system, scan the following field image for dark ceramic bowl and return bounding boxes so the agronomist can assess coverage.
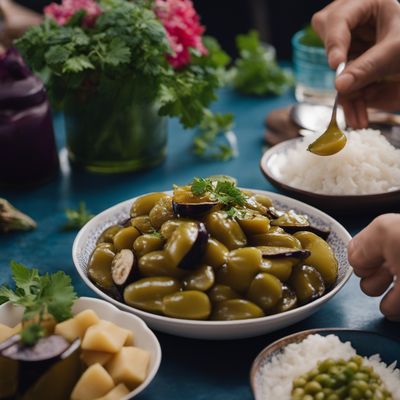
[260,139,400,216]
[251,328,400,400]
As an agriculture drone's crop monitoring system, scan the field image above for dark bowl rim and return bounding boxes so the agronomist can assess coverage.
[260,139,400,201]
[250,327,400,399]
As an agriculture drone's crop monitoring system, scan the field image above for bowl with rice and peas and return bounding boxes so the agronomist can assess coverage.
[251,328,400,400]
[260,129,400,215]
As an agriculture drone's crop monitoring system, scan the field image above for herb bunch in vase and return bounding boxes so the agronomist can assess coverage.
[16,0,229,173]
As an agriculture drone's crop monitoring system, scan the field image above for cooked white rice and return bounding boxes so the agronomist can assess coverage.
[273,129,400,195]
[259,334,400,400]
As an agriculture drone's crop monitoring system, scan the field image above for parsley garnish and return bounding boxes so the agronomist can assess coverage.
[64,202,94,230]
[0,261,77,346]
[190,177,247,210]
[149,231,164,239]
[229,31,294,96]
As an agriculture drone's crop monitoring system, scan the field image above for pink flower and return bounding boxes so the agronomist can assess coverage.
[154,0,207,69]
[44,0,101,28]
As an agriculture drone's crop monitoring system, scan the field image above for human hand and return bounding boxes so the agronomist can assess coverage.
[312,0,400,129]
[348,214,400,321]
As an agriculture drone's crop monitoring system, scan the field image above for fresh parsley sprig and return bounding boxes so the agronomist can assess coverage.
[191,177,247,212]
[229,30,294,96]
[0,261,77,346]
[63,202,94,231]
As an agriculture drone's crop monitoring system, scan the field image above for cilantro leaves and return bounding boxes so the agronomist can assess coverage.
[0,261,77,346]
[63,202,94,231]
[191,177,246,212]
[15,0,227,131]
[229,31,294,96]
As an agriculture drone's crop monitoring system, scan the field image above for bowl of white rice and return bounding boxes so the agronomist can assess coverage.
[260,129,400,214]
[251,328,400,400]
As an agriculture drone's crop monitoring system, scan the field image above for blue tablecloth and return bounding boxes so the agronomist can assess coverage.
[1,88,399,400]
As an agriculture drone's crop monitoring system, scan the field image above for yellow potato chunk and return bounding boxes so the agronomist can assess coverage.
[55,309,100,342]
[75,309,100,331]
[71,363,115,400]
[0,323,14,343]
[106,347,150,389]
[82,320,129,353]
[94,384,130,400]
[81,350,113,367]
[11,323,22,335]
[124,330,134,346]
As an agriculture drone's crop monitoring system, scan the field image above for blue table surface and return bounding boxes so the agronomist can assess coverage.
[1,88,399,400]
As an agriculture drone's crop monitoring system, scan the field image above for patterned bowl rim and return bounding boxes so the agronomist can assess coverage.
[72,189,353,327]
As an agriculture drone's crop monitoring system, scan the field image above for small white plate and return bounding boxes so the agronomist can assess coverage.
[260,139,400,215]
[72,189,352,340]
[0,297,161,400]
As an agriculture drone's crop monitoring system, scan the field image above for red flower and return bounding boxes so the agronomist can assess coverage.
[44,0,101,28]
[154,0,207,69]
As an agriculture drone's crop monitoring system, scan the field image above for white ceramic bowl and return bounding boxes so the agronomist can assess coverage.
[72,190,353,340]
[0,297,161,400]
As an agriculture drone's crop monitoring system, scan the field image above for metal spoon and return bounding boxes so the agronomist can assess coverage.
[307,62,347,156]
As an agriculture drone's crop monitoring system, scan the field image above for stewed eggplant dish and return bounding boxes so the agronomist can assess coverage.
[87,177,338,321]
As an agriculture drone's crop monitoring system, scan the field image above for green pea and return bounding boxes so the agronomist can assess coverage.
[326,394,339,400]
[352,380,368,392]
[304,381,322,394]
[293,377,307,388]
[292,387,305,397]
[315,374,333,388]
[349,387,362,399]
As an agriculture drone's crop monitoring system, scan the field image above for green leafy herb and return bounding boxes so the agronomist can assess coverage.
[16,1,229,131]
[300,25,324,47]
[191,177,214,196]
[64,202,94,231]
[149,231,164,239]
[190,177,246,209]
[225,207,247,219]
[229,30,294,96]
[21,324,45,346]
[193,111,237,161]
[158,37,230,128]
[0,261,77,345]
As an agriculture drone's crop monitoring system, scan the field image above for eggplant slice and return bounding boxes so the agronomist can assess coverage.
[179,222,209,270]
[270,210,330,240]
[258,246,311,259]
[111,249,136,287]
[172,201,217,218]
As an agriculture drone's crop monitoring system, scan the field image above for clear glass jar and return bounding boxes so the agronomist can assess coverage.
[64,79,167,173]
[292,30,335,105]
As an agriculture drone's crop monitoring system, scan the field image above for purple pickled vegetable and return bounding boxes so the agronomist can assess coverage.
[172,201,217,218]
[179,222,209,270]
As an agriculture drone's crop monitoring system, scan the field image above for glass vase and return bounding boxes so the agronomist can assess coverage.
[292,30,336,105]
[64,79,167,173]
